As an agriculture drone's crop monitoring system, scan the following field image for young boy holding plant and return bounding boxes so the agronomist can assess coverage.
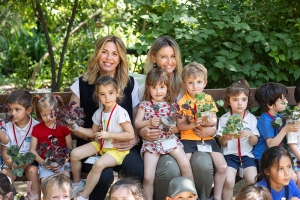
[253,82,299,170]
[1,90,40,199]
[177,62,226,200]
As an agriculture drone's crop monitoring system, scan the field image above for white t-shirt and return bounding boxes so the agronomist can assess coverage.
[92,105,131,132]
[4,117,39,154]
[286,129,300,158]
[70,78,140,109]
[216,111,260,157]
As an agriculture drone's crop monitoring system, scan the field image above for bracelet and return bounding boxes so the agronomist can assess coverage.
[71,123,79,131]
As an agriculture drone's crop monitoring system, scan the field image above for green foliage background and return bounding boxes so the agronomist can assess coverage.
[0,0,300,91]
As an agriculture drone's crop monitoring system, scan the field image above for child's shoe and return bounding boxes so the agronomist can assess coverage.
[71,179,86,199]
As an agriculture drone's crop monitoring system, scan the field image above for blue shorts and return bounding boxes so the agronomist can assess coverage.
[38,162,71,179]
[181,139,221,153]
[225,155,256,170]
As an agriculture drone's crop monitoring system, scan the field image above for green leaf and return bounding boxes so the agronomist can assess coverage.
[212,21,225,29]
[279,54,286,61]
[232,44,242,51]
[223,42,233,48]
[216,56,226,63]
[226,64,237,72]
[12,167,24,177]
[234,16,241,23]
[219,50,229,56]
[240,22,250,30]
[267,71,275,79]
[294,70,300,80]
[212,72,219,82]
[214,62,224,68]
[245,36,254,43]
[228,52,239,59]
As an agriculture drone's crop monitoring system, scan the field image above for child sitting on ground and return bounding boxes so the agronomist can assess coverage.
[177,62,227,200]
[109,178,146,200]
[253,82,299,170]
[41,173,72,200]
[1,90,40,199]
[166,177,198,200]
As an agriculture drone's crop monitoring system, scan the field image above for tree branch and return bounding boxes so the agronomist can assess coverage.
[55,0,78,92]
[35,2,57,91]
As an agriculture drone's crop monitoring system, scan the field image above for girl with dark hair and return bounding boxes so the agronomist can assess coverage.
[257,146,300,199]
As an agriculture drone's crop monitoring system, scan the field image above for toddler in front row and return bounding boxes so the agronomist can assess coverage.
[217,78,259,200]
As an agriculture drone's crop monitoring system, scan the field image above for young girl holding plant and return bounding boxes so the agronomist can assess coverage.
[135,67,193,200]
[216,78,260,200]
[257,146,300,199]
[30,94,73,182]
[70,76,135,200]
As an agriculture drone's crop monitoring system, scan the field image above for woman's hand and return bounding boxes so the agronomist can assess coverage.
[112,136,139,151]
[139,126,162,141]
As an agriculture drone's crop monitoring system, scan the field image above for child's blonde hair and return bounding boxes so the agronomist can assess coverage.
[31,94,64,122]
[143,68,174,104]
[235,184,271,200]
[182,62,207,82]
[41,173,72,200]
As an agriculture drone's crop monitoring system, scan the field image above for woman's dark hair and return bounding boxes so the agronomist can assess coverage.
[224,78,254,109]
[0,173,17,199]
[254,82,288,112]
[256,146,292,198]
[109,178,146,200]
[235,184,271,200]
[294,83,300,103]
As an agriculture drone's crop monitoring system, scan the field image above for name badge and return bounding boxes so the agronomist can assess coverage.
[197,141,212,152]
[239,164,244,178]
[162,138,177,151]
[103,138,113,148]
[84,156,99,164]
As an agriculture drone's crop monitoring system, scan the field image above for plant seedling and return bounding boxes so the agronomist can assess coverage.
[38,141,71,168]
[181,92,224,124]
[221,113,246,138]
[284,106,300,124]
[4,145,36,177]
[54,101,85,128]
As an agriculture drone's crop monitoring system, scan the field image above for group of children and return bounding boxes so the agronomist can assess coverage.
[0,59,300,200]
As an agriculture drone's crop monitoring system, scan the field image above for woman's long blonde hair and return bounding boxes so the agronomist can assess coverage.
[144,36,183,98]
[83,35,129,90]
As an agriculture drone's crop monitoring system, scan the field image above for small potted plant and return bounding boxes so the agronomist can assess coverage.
[54,101,86,130]
[285,106,300,125]
[37,141,71,169]
[161,104,183,132]
[181,92,224,124]
[221,113,246,139]
[2,145,36,177]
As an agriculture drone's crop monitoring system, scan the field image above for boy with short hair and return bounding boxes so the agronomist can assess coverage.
[1,90,40,199]
[166,177,198,200]
[177,62,227,200]
[286,83,300,187]
[41,173,72,200]
[253,82,299,169]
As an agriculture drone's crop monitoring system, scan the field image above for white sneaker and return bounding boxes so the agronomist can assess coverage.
[72,180,86,199]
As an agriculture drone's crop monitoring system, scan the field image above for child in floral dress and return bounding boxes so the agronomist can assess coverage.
[135,68,193,200]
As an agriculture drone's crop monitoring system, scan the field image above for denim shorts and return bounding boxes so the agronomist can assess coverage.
[38,162,71,179]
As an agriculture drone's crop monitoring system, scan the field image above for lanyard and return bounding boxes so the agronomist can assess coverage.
[99,103,117,151]
[230,111,246,164]
[12,118,33,149]
[266,111,282,146]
